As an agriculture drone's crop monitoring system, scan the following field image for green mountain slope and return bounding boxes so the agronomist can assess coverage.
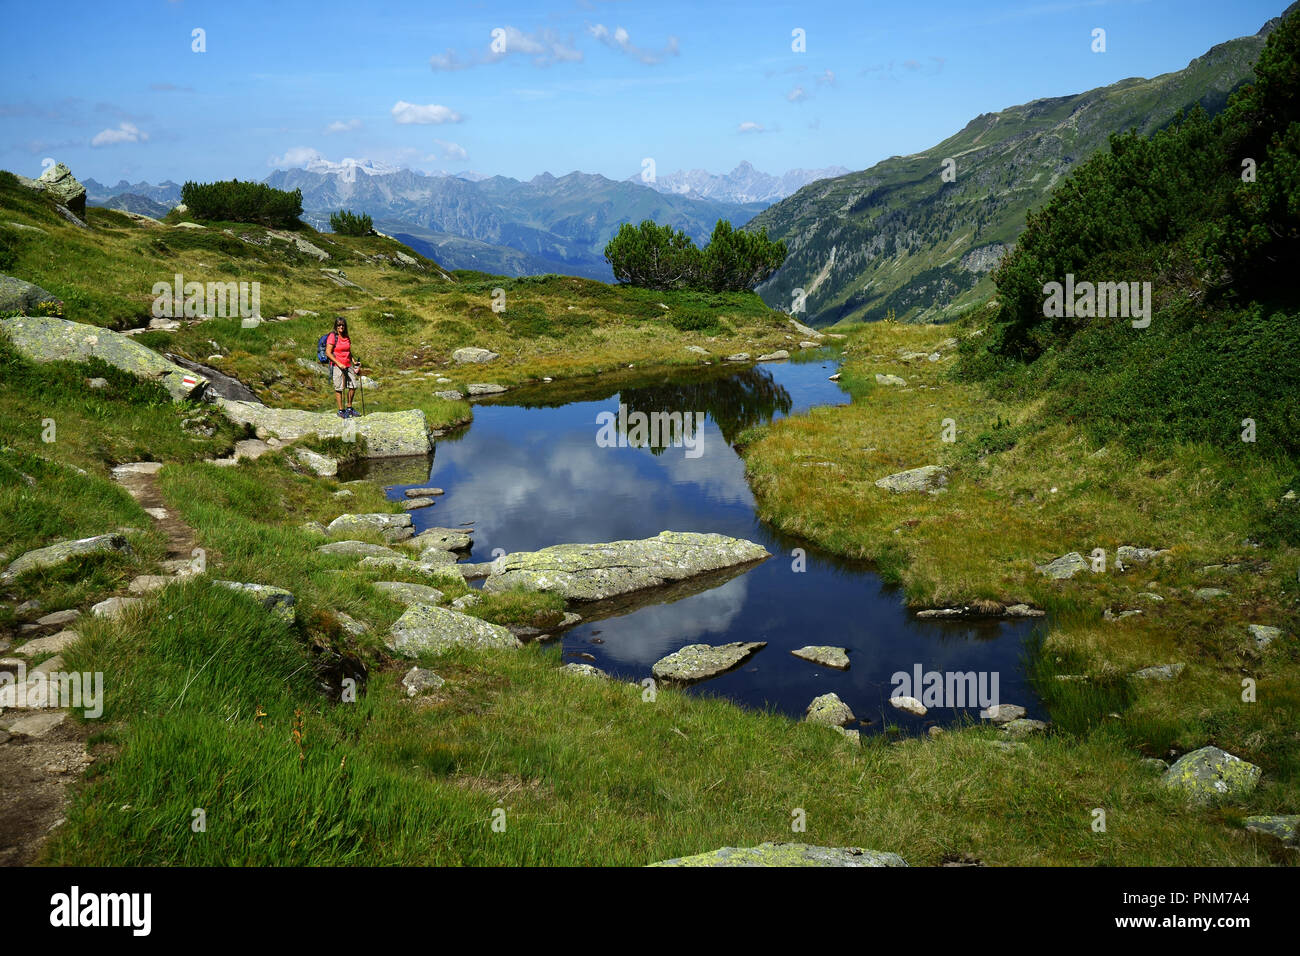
[748,7,1290,327]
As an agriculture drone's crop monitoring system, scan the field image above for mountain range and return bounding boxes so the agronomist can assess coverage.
[746,8,1287,326]
[627,161,851,204]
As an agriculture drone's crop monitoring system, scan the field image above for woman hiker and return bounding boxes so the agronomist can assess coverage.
[325,317,362,418]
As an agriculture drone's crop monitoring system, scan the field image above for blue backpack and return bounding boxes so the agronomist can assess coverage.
[317,332,334,364]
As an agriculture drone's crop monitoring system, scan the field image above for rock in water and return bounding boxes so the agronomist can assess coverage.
[651,641,766,683]
[480,531,770,602]
[650,843,906,867]
[0,317,209,402]
[805,692,854,726]
[2,533,131,583]
[791,645,849,670]
[387,604,520,656]
[1161,746,1261,805]
[216,399,431,458]
[0,274,62,315]
[874,465,948,494]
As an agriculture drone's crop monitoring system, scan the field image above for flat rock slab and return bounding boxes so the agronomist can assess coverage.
[1130,662,1185,681]
[35,609,81,627]
[327,513,413,542]
[316,540,405,559]
[387,604,520,656]
[481,531,770,603]
[373,581,446,605]
[875,465,947,494]
[404,487,445,498]
[294,447,338,477]
[213,581,295,623]
[407,528,472,552]
[2,533,131,583]
[791,645,849,670]
[650,843,906,867]
[1162,746,1261,805]
[402,498,435,511]
[128,574,174,594]
[15,630,78,657]
[805,692,854,726]
[216,399,431,458]
[651,641,766,683]
[757,350,789,362]
[1,316,208,401]
[452,347,499,363]
[357,556,461,585]
[875,373,907,386]
[4,710,68,738]
[466,383,507,396]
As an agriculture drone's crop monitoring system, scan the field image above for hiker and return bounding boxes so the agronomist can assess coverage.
[324,317,361,417]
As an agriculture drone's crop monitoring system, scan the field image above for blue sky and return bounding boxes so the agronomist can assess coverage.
[0,0,1289,185]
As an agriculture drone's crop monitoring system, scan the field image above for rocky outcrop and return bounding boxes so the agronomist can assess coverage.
[1,533,131,583]
[480,531,770,603]
[651,641,766,683]
[874,465,948,494]
[0,275,61,315]
[650,843,905,867]
[216,399,431,458]
[1,317,209,402]
[165,353,261,403]
[17,163,87,217]
[387,604,520,656]
[1161,746,1261,805]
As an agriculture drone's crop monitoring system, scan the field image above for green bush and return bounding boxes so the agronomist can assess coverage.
[604,219,787,293]
[180,179,303,228]
[329,209,373,236]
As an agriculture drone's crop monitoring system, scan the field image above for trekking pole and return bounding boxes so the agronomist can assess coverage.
[358,362,365,418]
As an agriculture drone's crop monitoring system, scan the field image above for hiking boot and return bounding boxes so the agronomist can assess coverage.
[337,409,347,418]
[346,407,359,418]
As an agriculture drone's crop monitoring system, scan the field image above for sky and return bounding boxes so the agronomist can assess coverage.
[0,0,1290,186]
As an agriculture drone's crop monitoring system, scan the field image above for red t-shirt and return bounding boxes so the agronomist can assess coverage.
[330,333,351,367]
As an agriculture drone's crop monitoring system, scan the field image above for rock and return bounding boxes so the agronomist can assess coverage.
[267,229,329,260]
[981,703,1025,724]
[651,843,905,868]
[402,498,435,511]
[294,447,338,477]
[401,666,445,697]
[1242,815,1300,845]
[455,562,495,581]
[417,549,458,568]
[1103,608,1143,622]
[0,274,62,315]
[111,461,165,477]
[874,465,948,494]
[127,575,174,594]
[1004,604,1046,617]
[915,607,965,619]
[326,513,414,542]
[15,630,79,657]
[332,490,353,498]
[373,581,446,605]
[35,609,80,627]
[213,581,296,622]
[1130,663,1185,681]
[828,373,841,381]
[1136,592,1164,602]
[1194,588,1228,600]
[481,531,770,602]
[301,520,328,537]
[888,696,927,716]
[408,528,472,552]
[1000,718,1049,738]
[756,350,789,362]
[320,268,361,288]
[805,692,854,726]
[799,341,819,349]
[724,353,750,362]
[1036,552,1089,580]
[561,663,609,679]
[651,641,765,683]
[333,612,368,637]
[404,487,445,498]
[387,604,520,656]
[23,162,87,216]
[466,383,507,396]
[433,390,464,401]
[2,533,131,583]
[1248,624,1282,649]
[452,347,499,364]
[87,377,108,389]
[1115,546,1171,570]
[91,596,142,619]
[791,645,849,670]
[685,345,710,355]
[789,319,824,339]
[215,399,432,458]
[316,540,405,559]
[875,373,907,386]
[358,555,459,581]
[0,317,209,402]
[4,711,68,738]
[450,593,482,610]
[1161,746,1261,805]
[1140,758,1170,772]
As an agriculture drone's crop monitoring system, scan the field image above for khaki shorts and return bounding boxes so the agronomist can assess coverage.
[332,364,359,391]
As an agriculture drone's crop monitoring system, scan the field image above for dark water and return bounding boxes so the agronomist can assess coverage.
[368,352,1042,731]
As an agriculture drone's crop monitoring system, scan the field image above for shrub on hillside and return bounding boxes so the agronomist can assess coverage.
[180,179,303,228]
[329,209,373,236]
[603,219,787,293]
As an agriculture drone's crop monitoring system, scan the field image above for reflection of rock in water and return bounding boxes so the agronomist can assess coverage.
[336,453,434,485]
[550,560,761,626]
[620,367,792,448]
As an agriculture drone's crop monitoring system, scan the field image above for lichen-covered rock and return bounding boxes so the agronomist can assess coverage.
[1130,662,1185,681]
[1242,814,1299,845]
[15,630,78,657]
[561,662,609,679]
[216,399,431,458]
[1161,746,1261,805]
[1036,552,1089,579]
[757,350,789,362]
[401,666,445,697]
[213,581,296,623]
[1115,545,1171,570]
[316,540,406,559]
[791,645,850,670]
[452,347,499,364]
[1,533,131,583]
[651,641,766,683]
[373,581,445,605]
[650,843,906,868]
[358,555,460,582]
[407,528,473,553]
[724,353,750,362]
[875,373,907,386]
[433,390,464,401]
[805,692,854,726]
[0,317,208,402]
[1000,718,1049,738]
[875,465,948,494]
[0,274,62,315]
[1247,624,1282,648]
[387,604,520,656]
[326,512,413,542]
[294,447,338,477]
[1194,587,1228,600]
[20,162,87,216]
[481,531,769,602]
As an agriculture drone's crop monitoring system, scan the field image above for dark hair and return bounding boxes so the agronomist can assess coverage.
[333,317,349,338]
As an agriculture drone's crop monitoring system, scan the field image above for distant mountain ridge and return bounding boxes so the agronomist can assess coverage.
[628,161,852,204]
[747,8,1288,326]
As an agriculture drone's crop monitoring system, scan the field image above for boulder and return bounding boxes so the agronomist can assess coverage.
[91,596,143,619]
[1248,624,1282,649]
[791,645,849,670]
[433,390,464,401]
[1,533,131,583]
[561,662,609,679]
[35,609,80,627]
[0,274,62,315]
[805,692,854,726]
[165,353,262,403]
[874,465,948,494]
[452,347,499,364]
[466,383,507,396]
[21,163,87,216]
[373,581,445,605]
[480,531,770,603]
[402,498,434,511]
[684,345,710,355]
[788,319,824,339]
[213,581,296,623]
[1161,746,1261,805]
[651,641,766,683]
[1194,588,1229,600]
[889,695,927,716]
[316,541,405,559]
[1115,545,1170,570]
[358,555,458,580]
[756,350,789,362]
[293,447,338,477]
[407,528,472,552]
[387,604,520,656]
[0,317,208,402]
[875,373,907,386]
[981,703,1026,724]
[724,353,750,362]
[401,666,445,697]
[1036,552,1089,579]
[15,630,78,657]
[216,399,431,458]
[650,843,905,867]
[1130,662,1185,681]
[326,513,413,542]
[1242,815,1299,845]
[1000,718,1049,738]
[404,487,444,498]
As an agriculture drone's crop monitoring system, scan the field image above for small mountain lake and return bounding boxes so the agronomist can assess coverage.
[353,351,1043,732]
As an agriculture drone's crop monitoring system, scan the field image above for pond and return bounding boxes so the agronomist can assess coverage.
[363,350,1043,732]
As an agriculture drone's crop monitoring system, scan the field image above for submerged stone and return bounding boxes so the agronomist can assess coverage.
[791,645,850,670]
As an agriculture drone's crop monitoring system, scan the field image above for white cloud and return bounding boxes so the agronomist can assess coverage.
[787,85,808,103]
[90,122,148,147]
[269,146,325,167]
[429,139,468,161]
[430,26,582,70]
[391,101,463,125]
[588,23,680,64]
[737,121,765,134]
[325,118,362,133]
